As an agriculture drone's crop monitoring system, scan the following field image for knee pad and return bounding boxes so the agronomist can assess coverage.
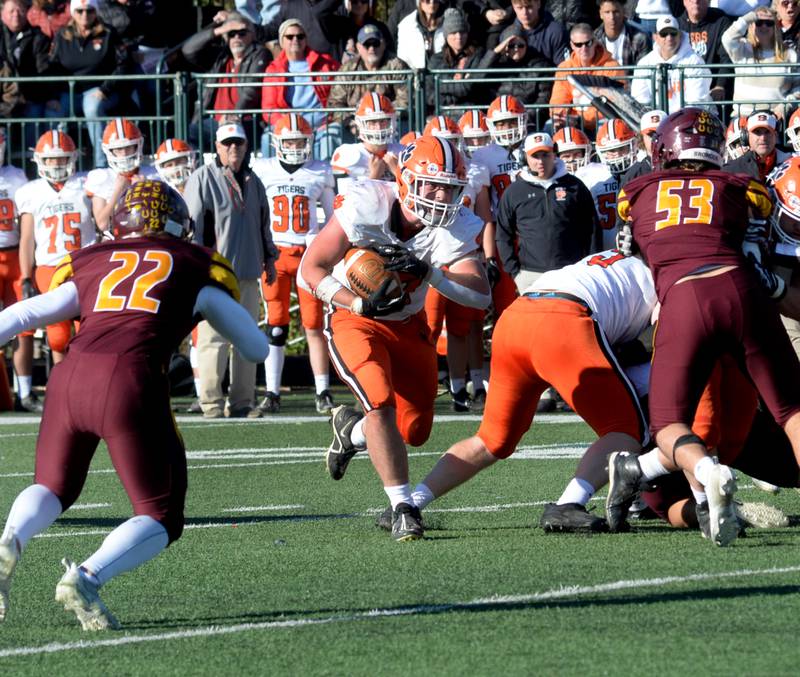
[672,432,706,466]
[266,324,289,347]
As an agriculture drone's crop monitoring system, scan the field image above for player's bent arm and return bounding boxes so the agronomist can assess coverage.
[298,214,359,309]
[194,285,268,363]
[428,256,491,309]
[0,282,80,344]
[19,213,35,279]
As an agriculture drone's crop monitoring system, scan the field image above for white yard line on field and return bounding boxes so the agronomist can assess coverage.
[1,564,798,659]
[222,504,305,513]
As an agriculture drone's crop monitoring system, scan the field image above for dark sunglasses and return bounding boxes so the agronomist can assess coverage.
[227,29,250,38]
[362,39,382,48]
[507,41,526,50]
[755,19,775,27]
[284,33,306,41]
[220,138,246,146]
[659,29,679,37]
[74,8,96,14]
[571,38,594,48]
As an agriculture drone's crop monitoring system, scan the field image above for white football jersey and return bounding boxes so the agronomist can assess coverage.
[332,179,483,321]
[530,250,656,346]
[0,166,30,248]
[330,142,405,182]
[469,143,523,215]
[85,166,157,202]
[251,157,335,247]
[575,162,619,250]
[463,157,489,212]
[15,175,95,266]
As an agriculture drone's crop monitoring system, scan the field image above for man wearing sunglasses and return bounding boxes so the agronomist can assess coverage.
[181,11,271,149]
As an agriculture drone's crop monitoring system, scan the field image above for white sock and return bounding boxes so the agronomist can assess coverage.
[194,378,202,397]
[469,370,484,392]
[691,487,708,505]
[314,374,329,395]
[411,483,435,509]
[16,375,32,400]
[557,477,594,506]
[694,456,716,487]
[3,484,62,549]
[189,345,198,368]
[265,345,285,393]
[384,483,413,509]
[81,515,168,587]
[639,450,669,481]
[450,377,466,393]
[350,417,367,449]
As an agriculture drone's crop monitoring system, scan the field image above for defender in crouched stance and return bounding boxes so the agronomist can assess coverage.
[0,181,267,630]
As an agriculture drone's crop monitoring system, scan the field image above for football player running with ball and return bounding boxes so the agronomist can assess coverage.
[0,180,267,630]
[299,135,491,541]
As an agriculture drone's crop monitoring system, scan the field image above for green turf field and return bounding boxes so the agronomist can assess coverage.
[1,390,800,676]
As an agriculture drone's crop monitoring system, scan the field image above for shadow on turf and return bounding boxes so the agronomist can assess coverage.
[122,583,800,631]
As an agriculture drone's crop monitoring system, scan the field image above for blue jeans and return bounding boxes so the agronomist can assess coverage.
[59,88,119,168]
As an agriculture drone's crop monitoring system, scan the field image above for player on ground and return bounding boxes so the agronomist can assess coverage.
[251,113,336,414]
[330,92,404,185]
[154,138,198,193]
[17,130,95,364]
[616,107,800,547]
[392,250,654,532]
[0,128,37,410]
[0,180,267,630]
[299,135,491,541]
[87,118,156,232]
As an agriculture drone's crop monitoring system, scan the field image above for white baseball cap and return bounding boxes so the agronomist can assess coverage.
[524,132,554,155]
[70,0,98,12]
[656,16,679,34]
[215,123,247,143]
[640,109,667,134]
[747,111,777,132]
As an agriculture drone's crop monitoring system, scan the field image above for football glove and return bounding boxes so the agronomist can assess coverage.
[486,257,501,288]
[742,218,768,266]
[352,278,407,317]
[374,244,430,280]
[746,252,786,300]
[21,278,38,299]
[615,223,636,257]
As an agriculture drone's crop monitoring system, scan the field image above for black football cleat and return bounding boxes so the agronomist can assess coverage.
[391,503,424,541]
[606,451,644,532]
[376,505,393,531]
[451,388,470,412]
[326,405,363,480]
[315,389,335,414]
[540,503,608,533]
[469,389,486,413]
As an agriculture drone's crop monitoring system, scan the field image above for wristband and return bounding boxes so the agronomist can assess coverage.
[349,297,364,315]
[314,274,344,305]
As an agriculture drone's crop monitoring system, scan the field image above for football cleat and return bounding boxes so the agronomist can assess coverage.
[16,394,43,413]
[535,388,557,413]
[0,530,19,622]
[750,478,780,495]
[315,390,335,414]
[55,559,120,631]
[376,505,393,531]
[391,503,424,541]
[326,405,364,480]
[469,388,486,414]
[451,387,470,413]
[540,503,608,533]
[706,463,739,547]
[185,399,202,414]
[696,501,711,539]
[605,451,644,532]
[253,391,281,416]
[733,501,789,529]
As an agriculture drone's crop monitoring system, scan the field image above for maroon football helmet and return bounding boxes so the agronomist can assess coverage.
[652,108,725,171]
[111,180,191,239]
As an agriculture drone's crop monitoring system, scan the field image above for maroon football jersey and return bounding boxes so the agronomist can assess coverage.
[618,169,773,300]
[50,236,239,364]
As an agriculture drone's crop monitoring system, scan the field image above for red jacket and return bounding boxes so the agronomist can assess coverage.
[261,49,340,125]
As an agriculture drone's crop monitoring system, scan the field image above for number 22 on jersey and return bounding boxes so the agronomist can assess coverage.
[654,178,715,231]
[94,250,173,314]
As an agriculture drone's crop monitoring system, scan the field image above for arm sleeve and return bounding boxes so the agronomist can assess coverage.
[194,285,268,363]
[0,282,79,345]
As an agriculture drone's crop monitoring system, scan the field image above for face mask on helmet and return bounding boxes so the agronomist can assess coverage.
[104,139,143,174]
[34,131,77,183]
[462,131,490,157]
[272,133,312,164]
[356,112,396,146]
[155,157,194,189]
[111,180,192,240]
[554,127,592,172]
[486,114,525,147]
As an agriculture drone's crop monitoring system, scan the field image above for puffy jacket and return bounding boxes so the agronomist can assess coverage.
[261,48,340,126]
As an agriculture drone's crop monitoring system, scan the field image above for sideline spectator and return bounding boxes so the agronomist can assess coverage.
[397,0,445,69]
[426,9,486,110]
[631,15,711,112]
[184,121,278,419]
[27,0,70,39]
[550,23,622,134]
[480,23,553,123]
[48,0,129,169]
[722,110,790,180]
[776,0,800,50]
[722,6,800,118]
[496,132,596,292]
[323,0,393,63]
[679,0,733,102]
[548,0,600,29]
[181,11,271,150]
[594,0,651,66]
[510,0,570,66]
[261,18,340,160]
[327,24,409,142]
[633,0,673,35]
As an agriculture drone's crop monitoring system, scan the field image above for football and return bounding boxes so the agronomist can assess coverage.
[343,247,403,300]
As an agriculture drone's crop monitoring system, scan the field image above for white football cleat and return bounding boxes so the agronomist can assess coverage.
[734,501,789,529]
[55,559,120,631]
[751,478,780,495]
[0,530,19,622]
[707,463,739,547]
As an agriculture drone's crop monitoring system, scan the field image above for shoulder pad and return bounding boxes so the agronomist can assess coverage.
[334,180,395,243]
[330,144,364,175]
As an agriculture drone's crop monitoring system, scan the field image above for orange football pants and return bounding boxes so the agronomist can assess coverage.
[35,265,76,352]
[261,245,322,329]
[424,287,484,342]
[325,308,437,447]
[477,296,647,458]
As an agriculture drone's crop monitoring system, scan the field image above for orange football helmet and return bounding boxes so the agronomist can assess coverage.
[271,113,313,164]
[102,118,143,174]
[768,156,800,246]
[423,115,462,147]
[399,130,420,146]
[486,95,526,147]
[355,92,396,146]
[595,118,638,173]
[786,109,800,154]
[396,134,467,229]
[553,126,592,172]
[725,117,749,161]
[458,110,490,156]
[154,138,197,189]
[34,129,77,183]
